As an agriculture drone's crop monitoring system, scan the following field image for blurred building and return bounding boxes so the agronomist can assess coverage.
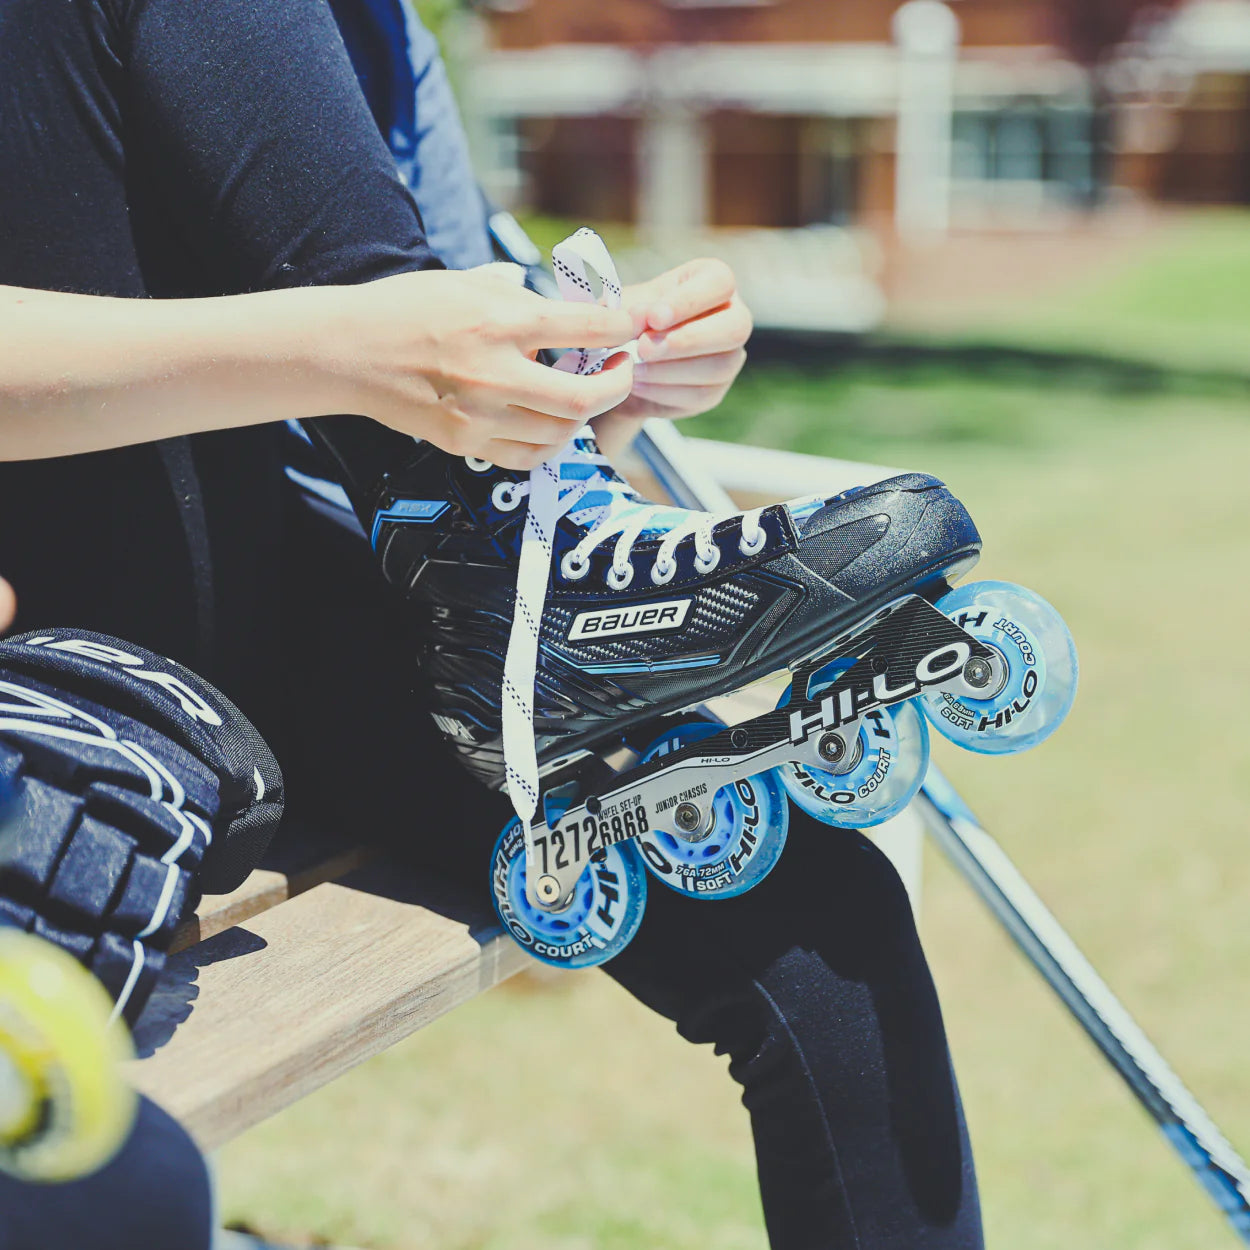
[464,0,1250,234]
[1115,0,1250,205]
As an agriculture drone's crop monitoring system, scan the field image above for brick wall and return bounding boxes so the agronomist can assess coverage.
[485,0,1058,51]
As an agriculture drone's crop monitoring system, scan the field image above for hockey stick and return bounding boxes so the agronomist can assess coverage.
[917,767,1250,1242]
[633,419,1250,1244]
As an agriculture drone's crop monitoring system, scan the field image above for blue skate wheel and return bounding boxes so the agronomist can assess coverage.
[490,818,647,969]
[635,722,788,899]
[919,579,1078,755]
[778,696,930,829]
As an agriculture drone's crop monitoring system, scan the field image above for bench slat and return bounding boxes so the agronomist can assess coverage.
[172,841,376,954]
[130,862,525,1149]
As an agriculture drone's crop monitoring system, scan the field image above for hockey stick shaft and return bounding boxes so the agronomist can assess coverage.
[634,420,1250,1243]
[917,767,1250,1242]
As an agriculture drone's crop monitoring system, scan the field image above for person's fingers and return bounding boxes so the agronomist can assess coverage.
[483,438,567,471]
[599,393,696,423]
[638,294,752,362]
[632,259,738,332]
[630,380,729,414]
[501,406,585,445]
[589,409,648,459]
[0,577,14,634]
[634,348,746,387]
[509,351,634,422]
[520,300,636,351]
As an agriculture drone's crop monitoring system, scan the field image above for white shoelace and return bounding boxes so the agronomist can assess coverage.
[495,229,767,850]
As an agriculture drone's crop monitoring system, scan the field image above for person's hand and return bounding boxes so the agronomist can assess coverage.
[314,265,635,470]
[593,259,752,457]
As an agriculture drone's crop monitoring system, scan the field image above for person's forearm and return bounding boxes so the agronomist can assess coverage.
[0,286,343,459]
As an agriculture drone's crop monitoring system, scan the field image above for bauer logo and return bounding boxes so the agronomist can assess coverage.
[568,598,692,642]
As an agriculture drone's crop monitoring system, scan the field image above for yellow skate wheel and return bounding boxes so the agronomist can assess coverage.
[0,930,135,1181]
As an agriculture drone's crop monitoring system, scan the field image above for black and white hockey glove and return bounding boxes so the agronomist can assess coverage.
[0,629,283,1022]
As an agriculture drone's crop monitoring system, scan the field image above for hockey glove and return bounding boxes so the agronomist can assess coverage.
[0,629,283,1022]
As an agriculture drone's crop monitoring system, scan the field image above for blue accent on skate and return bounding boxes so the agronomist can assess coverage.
[284,465,355,515]
[541,789,575,829]
[370,499,450,548]
[787,495,829,524]
[639,507,696,536]
[574,655,722,676]
[285,418,314,446]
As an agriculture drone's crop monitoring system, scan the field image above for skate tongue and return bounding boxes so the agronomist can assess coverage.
[552,433,694,539]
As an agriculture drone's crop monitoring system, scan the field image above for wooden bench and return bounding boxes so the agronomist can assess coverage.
[127,831,527,1150]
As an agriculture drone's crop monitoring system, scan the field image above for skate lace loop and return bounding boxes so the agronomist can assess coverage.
[490,440,767,588]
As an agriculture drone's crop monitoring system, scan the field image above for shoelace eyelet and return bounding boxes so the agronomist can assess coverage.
[491,482,522,512]
[560,550,591,581]
[694,546,721,576]
[739,527,767,557]
[464,457,492,473]
[651,558,677,587]
[607,562,634,591]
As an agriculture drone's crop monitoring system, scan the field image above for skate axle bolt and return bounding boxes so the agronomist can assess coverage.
[962,657,994,688]
[959,646,1008,698]
[674,802,706,835]
[817,732,848,765]
[536,875,561,904]
[730,728,749,749]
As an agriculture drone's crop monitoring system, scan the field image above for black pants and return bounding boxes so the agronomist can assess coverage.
[0,0,982,1241]
[279,501,986,1250]
[0,1097,213,1250]
[0,487,987,1250]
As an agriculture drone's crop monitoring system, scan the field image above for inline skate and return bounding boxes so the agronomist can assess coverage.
[319,230,1079,968]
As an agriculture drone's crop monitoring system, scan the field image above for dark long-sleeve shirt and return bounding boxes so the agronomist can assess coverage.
[0,0,441,732]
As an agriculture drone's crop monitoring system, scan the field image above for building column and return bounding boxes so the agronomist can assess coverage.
[893,0,960,240]
[637,103,708,239]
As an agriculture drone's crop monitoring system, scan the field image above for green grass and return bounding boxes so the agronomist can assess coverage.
[217,213,1250,1248]
[890,209,1250,374]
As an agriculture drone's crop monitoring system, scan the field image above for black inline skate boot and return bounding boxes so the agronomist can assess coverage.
[316,423,1076,968]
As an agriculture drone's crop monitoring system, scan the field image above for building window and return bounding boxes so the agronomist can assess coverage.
[953,101,1095,207]
[517,117,639,223]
